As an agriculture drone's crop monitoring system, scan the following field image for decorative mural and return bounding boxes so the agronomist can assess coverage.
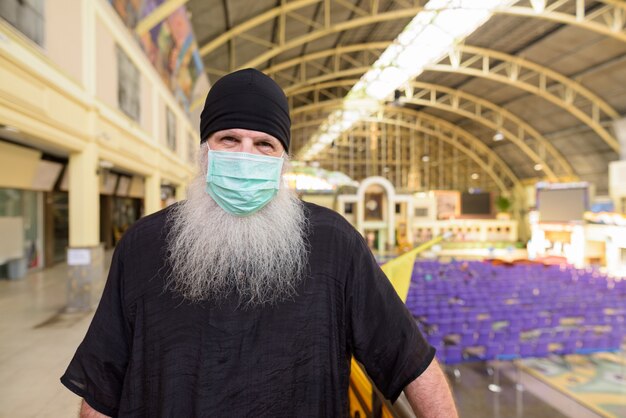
[109,0,206,113]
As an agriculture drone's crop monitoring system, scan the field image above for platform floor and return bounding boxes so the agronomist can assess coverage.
[0,257,608,418]
[0,260,94,417]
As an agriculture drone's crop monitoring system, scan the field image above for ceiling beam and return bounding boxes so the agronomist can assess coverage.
[288,78,573,181]
[291,101,524,192]
[265,42,619,127]
[239,7,421,69]
[262,41,618,156]
[429,45,620,152]
[198,0,626,68]
[498,0,626,44]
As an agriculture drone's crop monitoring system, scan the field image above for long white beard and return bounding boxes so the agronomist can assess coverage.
[165,151,309,307]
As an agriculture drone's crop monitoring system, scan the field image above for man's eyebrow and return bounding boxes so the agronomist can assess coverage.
[254,135,277,142]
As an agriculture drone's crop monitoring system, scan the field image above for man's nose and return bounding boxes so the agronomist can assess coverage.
[240,138,255,154]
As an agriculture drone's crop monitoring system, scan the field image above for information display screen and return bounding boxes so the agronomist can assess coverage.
[538,188,587,222]
[461,192,492,216]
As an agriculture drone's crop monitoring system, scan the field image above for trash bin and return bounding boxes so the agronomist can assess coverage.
[7,257,27,280]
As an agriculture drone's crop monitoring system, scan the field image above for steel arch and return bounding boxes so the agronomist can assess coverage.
[428,45,620,152]
[197,0,626,72]
[268,44,618,154]
[291,100,522,192]
[287,79,573,181]
[263,42,619,126]
[498,0,626,44]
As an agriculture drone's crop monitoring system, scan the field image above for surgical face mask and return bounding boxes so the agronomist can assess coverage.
[205,149,284,216]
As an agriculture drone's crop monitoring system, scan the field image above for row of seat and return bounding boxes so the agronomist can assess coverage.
[406,261,625,365]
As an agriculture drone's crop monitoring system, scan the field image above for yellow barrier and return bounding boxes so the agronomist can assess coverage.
[348,236,445,417]
[381,236,445,303]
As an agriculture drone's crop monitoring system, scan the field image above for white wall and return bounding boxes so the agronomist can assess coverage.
[45,0,83,84]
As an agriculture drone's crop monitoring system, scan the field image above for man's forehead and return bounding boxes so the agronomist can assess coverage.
[213,128,280,142]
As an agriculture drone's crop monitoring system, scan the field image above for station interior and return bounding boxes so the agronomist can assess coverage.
[0,0,625,417]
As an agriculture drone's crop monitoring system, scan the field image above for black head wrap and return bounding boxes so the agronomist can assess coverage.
[199,68,291,152]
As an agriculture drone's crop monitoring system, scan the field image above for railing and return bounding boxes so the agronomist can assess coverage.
[349,359,404,418]
[347,236,447,418]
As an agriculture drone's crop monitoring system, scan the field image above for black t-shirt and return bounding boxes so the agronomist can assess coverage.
[61,202,434,417]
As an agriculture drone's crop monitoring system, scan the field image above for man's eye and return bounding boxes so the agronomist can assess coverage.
[258,142,273,148]
[221,137,237,143]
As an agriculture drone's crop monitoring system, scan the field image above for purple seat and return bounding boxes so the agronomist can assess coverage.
[520,316,538,331]
[437,322,453,336]
[579,335,612,353]
[444,346,464,365]
[428,334,444,348]
[555,338,577,355]
[507,329,520,340]
[491,331,507,343]
[567,329,582,341]
[553,330,567,342]
[608,332,624,349]
[433,343,445,361]
[537,316,551,327]
[477,321,492,333]
[507,320,522,333]
[497,342,519,360]
[481,343,500,361]
[475,332,490,347]
[519,342,534,358]
[459,331,475,347]
[465,318,479,332]
[533,342,550,358]
[549,314,563,327]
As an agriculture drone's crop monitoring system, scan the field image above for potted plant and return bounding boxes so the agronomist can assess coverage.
[495,196,512,220]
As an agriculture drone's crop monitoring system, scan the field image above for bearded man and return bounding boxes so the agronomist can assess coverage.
[61,69,457,417]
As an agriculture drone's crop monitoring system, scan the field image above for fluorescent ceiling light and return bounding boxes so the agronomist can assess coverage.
[1,125,20,133]
[534,163,543,171]
[493,131,504,141]
[471,173,479,180]
[297,0,516,161]
[530,0,546,13]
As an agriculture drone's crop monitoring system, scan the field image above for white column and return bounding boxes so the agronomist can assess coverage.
[612,117,626,161]
[68,142,100,247]
[145,171,162,215]
[175,184,186,202]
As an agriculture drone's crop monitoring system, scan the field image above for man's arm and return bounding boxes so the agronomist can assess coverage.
[403,358,458,418]
[80,400,109,418]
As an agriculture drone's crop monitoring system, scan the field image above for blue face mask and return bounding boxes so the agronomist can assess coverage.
[205,149,284,216]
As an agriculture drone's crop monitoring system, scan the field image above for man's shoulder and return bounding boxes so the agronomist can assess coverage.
[302,201,358,239]
[303,201,348,224]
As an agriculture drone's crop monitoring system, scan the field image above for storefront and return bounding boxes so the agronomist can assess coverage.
[0,140,66,276]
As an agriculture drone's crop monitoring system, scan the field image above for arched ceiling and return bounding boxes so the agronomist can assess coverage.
[166,0,626,193]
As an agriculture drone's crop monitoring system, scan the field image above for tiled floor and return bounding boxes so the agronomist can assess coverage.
[448,362,603,418]
[0,260,99,418]
[0,257,606,418]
